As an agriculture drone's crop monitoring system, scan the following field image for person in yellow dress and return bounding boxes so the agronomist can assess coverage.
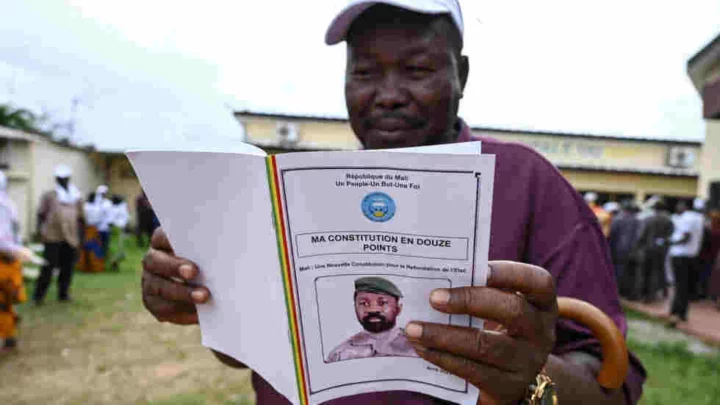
[0,171,40,352]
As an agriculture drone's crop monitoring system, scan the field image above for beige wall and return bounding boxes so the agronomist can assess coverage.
[561,170,697,202]
[475,130,700,173]
[698,120,720,198]
[237,113,700,204]
[2,129,146,240]
[106,154,142,226]
[241,116,360,150]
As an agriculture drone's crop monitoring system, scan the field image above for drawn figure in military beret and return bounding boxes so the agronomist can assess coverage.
[326,276,418,363]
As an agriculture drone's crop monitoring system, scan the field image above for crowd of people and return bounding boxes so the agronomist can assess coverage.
[586,192,720,325]
[0,164,156,352]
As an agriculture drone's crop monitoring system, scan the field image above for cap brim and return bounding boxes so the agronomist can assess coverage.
[325,3,375,45]
[325,0,452,45]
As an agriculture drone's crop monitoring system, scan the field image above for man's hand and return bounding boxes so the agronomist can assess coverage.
[141,227,210,325]
[406,261,557,404]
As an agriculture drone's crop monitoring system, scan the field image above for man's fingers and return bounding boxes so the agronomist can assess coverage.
[486,261,556,310]
[412,345,530,403]
[150,227,174,254]
[142,247,198,281]
[142,271,208,303]
[142,294,199,325]
[429,287,546,338]
[406,322,540,372]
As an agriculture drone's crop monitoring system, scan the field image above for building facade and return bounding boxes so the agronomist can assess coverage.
[235,111,701,207]
[0,126,106,240]
[688,33,720,209]
[0,126,144,241]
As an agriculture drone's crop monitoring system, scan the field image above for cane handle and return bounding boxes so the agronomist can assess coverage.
[557,297,629,390]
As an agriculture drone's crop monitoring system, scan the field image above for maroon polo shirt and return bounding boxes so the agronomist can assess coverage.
[251,122,646,404]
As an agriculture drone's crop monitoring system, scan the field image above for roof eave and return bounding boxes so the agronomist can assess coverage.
[687,33,720,93]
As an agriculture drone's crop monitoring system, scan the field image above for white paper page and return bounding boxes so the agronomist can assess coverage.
[273,151,495,405]
[126,150,298,404]
[373,140,482,155]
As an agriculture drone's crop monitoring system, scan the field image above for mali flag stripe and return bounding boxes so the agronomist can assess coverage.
[266,156,309,405]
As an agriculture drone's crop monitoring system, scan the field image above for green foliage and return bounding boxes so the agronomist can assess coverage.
[628,339,720,405]
[0,103,50,136]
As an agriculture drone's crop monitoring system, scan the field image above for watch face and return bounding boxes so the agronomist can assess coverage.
[539,384,558,405]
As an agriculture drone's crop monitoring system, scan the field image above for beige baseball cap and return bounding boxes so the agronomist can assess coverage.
[325,0,464,45]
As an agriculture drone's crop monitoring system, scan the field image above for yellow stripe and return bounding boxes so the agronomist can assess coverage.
[266,156,308,404]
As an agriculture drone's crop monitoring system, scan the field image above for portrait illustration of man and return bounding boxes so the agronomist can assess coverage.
[326,276,418,363]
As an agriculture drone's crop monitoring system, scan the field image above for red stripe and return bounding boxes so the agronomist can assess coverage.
[270,156,309,403]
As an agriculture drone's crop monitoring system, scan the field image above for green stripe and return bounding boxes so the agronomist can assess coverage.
[265,157,305,403]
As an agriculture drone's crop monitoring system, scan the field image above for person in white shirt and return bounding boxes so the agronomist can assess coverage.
[107,195,130,271]
[109,196,130,230]
[668,199,705,323]
[84,185,113,257]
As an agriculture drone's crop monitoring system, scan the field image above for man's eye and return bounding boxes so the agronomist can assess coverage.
[352,68,373,78]
[407,65,433,77]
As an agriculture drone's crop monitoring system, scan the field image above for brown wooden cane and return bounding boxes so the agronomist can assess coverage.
[557,297,629,390]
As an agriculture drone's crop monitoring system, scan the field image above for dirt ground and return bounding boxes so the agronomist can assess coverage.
[0,244,255,405]
[0,307,254,405]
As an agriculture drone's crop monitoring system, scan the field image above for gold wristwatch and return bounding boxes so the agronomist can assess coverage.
[522,372,558,405]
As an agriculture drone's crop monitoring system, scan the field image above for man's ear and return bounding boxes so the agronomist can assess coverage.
[458,55,470,96]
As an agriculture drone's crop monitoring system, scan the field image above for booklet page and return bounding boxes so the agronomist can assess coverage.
[272,151,494,404]
[127,150,299,403]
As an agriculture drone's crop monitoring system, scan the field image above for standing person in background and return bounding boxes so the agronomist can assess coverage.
[635,201,674,302]
[604,201,621,232]
[706,211,720,309]
[585,192,611,237]
[110,195,130,231]
[92,185,113,258]
[609,201,641,297]
[695,200,716,300]
[80,187,112,272]
[135,190,155,247]
[34,165,84,304]
[0,171,39,351]
[668,200,705,325]
[108,195,130,271]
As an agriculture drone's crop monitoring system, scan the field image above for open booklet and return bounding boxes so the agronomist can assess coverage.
[127,141,495,405]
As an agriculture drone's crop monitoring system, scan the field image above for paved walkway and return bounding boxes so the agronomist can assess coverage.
[622,295,720,346]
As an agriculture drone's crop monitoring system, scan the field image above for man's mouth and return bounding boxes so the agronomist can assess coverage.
[372,118,414,132]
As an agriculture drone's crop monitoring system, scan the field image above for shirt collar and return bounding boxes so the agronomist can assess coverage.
[456,118,474,143]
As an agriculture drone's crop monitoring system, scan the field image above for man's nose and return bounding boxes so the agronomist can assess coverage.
[374,74,409,110]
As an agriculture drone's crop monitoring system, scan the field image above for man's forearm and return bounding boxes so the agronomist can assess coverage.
[545,352,627,404]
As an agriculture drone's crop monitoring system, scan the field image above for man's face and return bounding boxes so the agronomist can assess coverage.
[354,291,402,333]
[345,21,467,149]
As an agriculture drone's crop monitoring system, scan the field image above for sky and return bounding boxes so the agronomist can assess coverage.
[0,0,718,151]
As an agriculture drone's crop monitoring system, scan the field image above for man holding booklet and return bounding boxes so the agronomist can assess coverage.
[139,0,645,403]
